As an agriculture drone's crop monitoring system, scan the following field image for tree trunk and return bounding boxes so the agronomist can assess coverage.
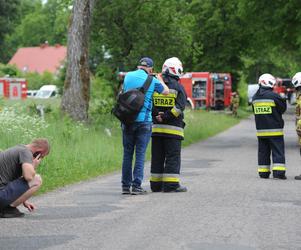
[61,0,95,122]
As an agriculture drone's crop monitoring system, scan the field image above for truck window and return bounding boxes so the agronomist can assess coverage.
[214,80,224,99]
[192,80,206,98]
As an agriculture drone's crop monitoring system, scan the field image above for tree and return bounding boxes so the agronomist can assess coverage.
[91,0,193,73]
[238,0,301,82]
[0,0,20,62]
[61,0,94,122]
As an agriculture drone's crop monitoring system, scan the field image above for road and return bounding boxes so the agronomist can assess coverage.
[1,109,301,250]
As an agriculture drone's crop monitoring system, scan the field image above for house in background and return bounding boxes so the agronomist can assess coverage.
[8,43,67,74]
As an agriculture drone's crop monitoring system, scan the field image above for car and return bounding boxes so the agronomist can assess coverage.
[27,90,38,98]
[35,85,59,99]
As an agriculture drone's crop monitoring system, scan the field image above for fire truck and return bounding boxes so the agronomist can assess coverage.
[0,78,27,100]
[274,77,294,98]
[180,72,232,110]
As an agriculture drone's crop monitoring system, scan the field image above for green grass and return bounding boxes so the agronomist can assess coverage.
[0,99,250,194]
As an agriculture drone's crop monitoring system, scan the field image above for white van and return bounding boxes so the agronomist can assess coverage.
[247,84,259,105]
[35,85,59,99]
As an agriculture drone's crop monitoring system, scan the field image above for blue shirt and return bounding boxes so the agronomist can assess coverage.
[123,69,164,122]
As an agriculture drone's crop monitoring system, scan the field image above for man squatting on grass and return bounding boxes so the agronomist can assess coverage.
[0,138,50,218]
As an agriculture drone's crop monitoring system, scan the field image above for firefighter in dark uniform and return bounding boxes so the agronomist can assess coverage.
[291,72,301,180]
[252,73,287,179]
[150,57,187,192]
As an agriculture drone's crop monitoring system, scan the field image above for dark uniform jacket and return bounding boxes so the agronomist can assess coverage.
[152,74,187,140]
[252,86,287,137]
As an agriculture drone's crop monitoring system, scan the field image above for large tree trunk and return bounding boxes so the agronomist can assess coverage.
[61,0,94,122]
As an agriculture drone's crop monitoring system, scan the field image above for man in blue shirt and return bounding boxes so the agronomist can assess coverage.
[121,57,169,195]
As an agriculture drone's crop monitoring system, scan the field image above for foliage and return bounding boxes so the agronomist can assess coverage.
[0,0,20,63]
[0,64,19,77]
[2,0,301,99]
[91,0,193,73]
[236,71,248,107]
[0,104,49,146]
[2,0,70,63]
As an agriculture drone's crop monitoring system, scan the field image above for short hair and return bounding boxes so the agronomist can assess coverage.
[31,138,50,154]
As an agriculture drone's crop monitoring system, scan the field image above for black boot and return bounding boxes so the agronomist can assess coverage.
[295,175,301,180]
[259,172,270,179]
[163,185,187,193]
[273,170,287,180]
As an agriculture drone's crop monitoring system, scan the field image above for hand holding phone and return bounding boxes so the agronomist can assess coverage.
[33,151,42,159]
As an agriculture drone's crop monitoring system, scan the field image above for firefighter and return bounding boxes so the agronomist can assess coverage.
[291,72,301,180]
[150,57,187,192]
[231,91,240,117]
[252,73,287,179]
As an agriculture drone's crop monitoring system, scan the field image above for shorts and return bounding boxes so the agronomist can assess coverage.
[0,178,29,209]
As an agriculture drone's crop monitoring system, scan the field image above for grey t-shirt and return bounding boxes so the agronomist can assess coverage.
[0,145,33,189]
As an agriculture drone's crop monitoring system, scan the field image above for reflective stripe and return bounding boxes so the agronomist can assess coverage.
[163,174,180,178]
[152,124,184,137]
[153,92,177,98]
[171,107,182,117]
[258,168,270,173]
[162,177,180,182]
[253,99,275,105]
[256,129,283,137]
[253,102,276,107]
[150,176,163,182]
[272,165,286,171]
[273,163,285,167]
[150,173,163,182]
[151,173,163,177]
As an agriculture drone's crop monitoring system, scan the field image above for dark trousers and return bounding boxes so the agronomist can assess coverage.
[150,136,181,191]
[258,136,286,178]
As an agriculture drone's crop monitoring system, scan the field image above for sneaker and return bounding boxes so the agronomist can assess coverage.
[131,186,147,195]
[122,187,131,195]
[0,206,25,218]
[163,185,188,193]
[295,175,301,180]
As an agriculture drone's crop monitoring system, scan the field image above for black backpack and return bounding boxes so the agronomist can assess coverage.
[112,75,153,125]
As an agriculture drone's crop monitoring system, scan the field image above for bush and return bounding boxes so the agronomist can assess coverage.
[0,64,19,77]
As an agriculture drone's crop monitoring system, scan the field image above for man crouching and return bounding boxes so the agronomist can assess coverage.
[0,138,50,218]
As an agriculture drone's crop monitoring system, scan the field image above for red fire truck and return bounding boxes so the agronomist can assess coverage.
[180,72,232,110]
[0,78,27,100]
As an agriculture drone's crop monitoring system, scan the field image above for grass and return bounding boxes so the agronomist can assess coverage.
[0,98,250,194]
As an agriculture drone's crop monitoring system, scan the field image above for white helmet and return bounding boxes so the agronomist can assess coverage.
[292,72,301,88]
[258,73,276,88]
[162,57,183,78]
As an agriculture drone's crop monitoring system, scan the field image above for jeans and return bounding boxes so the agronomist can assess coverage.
[0,178,29,209]
[122,122,152,188]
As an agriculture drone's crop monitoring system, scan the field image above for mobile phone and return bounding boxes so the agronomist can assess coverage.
[33,151,42,158]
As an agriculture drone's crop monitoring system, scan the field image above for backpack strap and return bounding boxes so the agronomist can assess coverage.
[140,75,153,94]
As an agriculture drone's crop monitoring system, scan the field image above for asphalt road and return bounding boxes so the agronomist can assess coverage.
[1,109,301,250]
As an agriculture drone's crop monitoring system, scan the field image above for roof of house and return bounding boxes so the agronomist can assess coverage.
[8,44,67,74]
